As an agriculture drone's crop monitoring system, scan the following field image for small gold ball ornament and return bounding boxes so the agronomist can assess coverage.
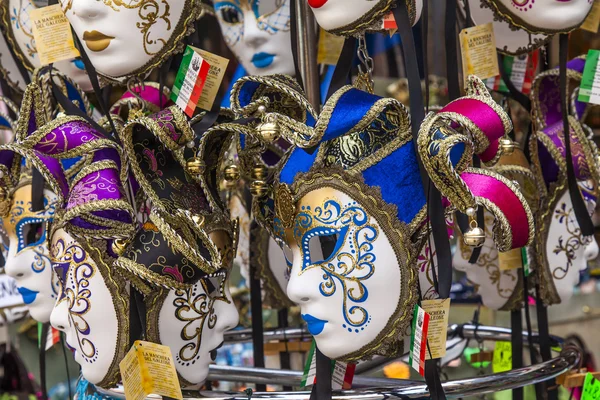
[500,138,517,155]
[256,121,280,143]
[250,180,269,198]
[112,238,129,256]
[224,165,240,183]
[463,226,485,247]
[186,157,205,175]
[251,165,268,181]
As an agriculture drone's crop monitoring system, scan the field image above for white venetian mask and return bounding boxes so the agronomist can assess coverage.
[59,0,203,81]
[454,212,521,311]
[149,269,239,386]
[50,229,127,387]
[545,184,598,303]
[306,0,422,35]
[285,186,405,360]
[483,0,594,33]
[1,0,92,91]
[2,183,58,323]
[214,0,295,76]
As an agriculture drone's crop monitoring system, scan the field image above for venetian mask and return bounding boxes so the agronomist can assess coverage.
[2,181,57,322]
[544,185,598,303]
[459,0,551,55]
[530,56,600,305]
[51,229,128,387]
[59,0,207,82]
[307,0,422,36]
[0,0,92,91]
[453,148,540,311]
[115,106,239,387]
[481,0,594,34]
[214,0,295,76]
[230,75,531,361]
[454,212,522,311]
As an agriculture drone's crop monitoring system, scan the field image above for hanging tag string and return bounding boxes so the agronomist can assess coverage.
[72,34,118,138]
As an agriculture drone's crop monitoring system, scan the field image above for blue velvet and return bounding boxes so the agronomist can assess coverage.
[320,65,337,105]
[221,64,247,108]
[237,80,260,108]
[65,81,87,113]
[0,115,11,128]
[322,89,381,142]
[450,142,465,166]
[61,156,82,174]
[280,147,319,185]
[362,141,426,224]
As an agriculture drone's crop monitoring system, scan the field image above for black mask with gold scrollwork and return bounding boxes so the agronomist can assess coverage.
[116,106,237,290]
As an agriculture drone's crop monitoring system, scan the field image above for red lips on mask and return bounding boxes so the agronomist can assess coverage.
[308,0,328,8]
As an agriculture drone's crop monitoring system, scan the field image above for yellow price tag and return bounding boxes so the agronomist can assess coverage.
[422,298,451,360]
[459,23,500,82]
[30,5,80,66]
[498,248,524,271]
[581,0,600,33]
[317,29,345,66]
[119,340,183,400]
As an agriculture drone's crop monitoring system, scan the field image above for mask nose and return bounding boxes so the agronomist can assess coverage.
[215,287,240,332]
[242,11,268,48]
[286,256,321,305]
[67,0,108,20]
[50,299,70,333]
[4,251,30,281]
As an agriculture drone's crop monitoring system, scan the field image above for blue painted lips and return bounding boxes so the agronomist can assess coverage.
[302,314,327,335]
[251,52,275,69]
[17,287,38,305]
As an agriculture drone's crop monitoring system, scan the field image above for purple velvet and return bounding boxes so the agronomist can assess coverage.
[33,121,105,155]
[542,122,591,182]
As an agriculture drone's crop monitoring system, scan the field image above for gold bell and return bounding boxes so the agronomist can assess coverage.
[191,214,205,227]
[463,209,485,248]
[112,238,129,256]
[256,121,280,143]
[250,180,269,198]
[499,138,517,155]
[224,165,240,183]
[186,157,205,175]
[251,165,268,181]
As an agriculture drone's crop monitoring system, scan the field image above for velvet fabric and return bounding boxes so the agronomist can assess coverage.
[322,89,382,143]
[362,140,425,224]
[462,171,530,248]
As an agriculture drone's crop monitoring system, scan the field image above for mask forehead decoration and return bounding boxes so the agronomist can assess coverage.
[307,0,422,37]
[479,0,594,34]
[530,56,600,305]
[59,0,210,83]
[229,75,533,361]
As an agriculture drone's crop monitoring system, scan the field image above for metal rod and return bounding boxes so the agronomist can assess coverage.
[225,324,563,348]
[100,348,580,400]
[294,1,320,111]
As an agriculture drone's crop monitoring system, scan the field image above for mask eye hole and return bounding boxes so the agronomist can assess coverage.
[16,220,47,252]
[219,5,242,24]
[202,271,227,297]
[305,229,345,265]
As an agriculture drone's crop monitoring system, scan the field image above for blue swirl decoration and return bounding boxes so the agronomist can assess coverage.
[294,199,377,331]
